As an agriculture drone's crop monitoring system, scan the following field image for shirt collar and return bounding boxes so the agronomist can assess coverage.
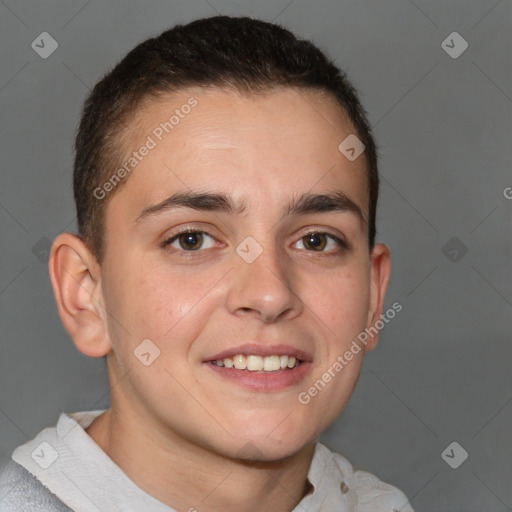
[295,440,355,511]
[13,410,354,512]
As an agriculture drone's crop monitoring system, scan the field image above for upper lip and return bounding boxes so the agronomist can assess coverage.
[204,343,313,363]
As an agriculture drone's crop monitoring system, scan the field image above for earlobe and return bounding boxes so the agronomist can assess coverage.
[364,243,391,352]
[48,233,111,358]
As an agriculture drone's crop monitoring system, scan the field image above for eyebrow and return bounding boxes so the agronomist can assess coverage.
[134,190,366,225]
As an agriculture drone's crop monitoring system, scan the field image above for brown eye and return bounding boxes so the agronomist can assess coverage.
[293,231,348,253]
[302,233,327,251]
[178,232,203,250]
[164,230,216,252]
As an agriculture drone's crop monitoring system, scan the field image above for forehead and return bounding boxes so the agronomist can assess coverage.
[107,86,369,224]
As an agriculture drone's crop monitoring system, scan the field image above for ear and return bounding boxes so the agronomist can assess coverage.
[364,243,391,351]
[48,233,111,358]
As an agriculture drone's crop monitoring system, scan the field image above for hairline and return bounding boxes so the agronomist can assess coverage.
[87,84,373,262]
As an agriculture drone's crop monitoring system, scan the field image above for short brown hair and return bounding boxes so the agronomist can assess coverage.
[73,15,379,262]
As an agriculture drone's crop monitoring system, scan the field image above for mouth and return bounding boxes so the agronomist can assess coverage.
[207,354,302,371]
[203,344,313,391]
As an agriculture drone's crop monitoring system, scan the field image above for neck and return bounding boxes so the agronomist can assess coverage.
[86,391,316,512]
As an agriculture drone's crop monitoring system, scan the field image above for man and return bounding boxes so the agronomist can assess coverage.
[0,15,413,511]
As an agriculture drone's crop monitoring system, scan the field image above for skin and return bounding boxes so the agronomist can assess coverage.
[49,86,390,512]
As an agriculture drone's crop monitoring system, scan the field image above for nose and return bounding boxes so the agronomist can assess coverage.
[225,241,303,323]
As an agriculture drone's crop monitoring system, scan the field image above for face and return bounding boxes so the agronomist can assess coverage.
[96,86,388,461]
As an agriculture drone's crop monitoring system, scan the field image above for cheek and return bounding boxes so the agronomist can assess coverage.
[100,260,172,349]
[112,262,223,345]
[307,266,371,341]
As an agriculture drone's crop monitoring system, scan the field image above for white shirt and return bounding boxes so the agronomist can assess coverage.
[2,410,414,511]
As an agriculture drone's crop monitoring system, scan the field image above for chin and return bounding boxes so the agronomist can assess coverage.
[223,427,315,463]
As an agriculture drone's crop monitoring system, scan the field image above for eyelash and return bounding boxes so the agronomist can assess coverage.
[161,228,349,257]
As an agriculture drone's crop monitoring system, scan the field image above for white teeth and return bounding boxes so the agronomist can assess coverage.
[233,354,247,370]
[264,355,281,371]
[212,354,300,371]
[247,355,264,371]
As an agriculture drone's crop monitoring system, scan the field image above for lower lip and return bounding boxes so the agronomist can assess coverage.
[204,361,312,391]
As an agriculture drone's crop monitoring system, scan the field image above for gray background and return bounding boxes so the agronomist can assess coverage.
[0,1,511,510]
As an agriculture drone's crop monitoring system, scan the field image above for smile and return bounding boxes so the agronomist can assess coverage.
[204,355,311,392]
[210,354,300,372]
